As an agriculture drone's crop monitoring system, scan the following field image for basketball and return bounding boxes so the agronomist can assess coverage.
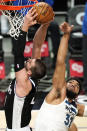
[33,2,55,24]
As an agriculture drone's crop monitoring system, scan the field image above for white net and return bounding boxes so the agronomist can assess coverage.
[0,0,38,39]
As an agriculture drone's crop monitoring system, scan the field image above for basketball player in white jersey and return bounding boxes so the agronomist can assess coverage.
[5,8,54,131]
[35,22,87,131]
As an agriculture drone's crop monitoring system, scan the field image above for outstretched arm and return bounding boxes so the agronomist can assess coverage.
[13,8,37,61]
[32,23,50,59]
[32,9,54,59]
[13,8,37,96]
[52,22,73,90]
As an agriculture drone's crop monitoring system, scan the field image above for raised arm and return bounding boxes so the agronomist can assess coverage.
[22,8,37,32]
[52,22,73,90]
[32,23,50,59]
[13,8,37,96]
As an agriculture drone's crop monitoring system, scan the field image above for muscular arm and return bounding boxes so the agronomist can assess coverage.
[32,23,50,59]
[52,33,70,89]
[52,22,73,90]
[77,104,85,116]
[46,23,73,103]
[14,8,37,96]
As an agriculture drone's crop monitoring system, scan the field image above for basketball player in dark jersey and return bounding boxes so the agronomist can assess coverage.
[4,8,53,131]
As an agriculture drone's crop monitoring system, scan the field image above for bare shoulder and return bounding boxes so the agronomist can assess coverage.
[46,87,66,104]
[77,103,85,110]
[77,103,85,116]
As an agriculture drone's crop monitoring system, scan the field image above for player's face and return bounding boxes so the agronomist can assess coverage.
[66,80,80,99]
[25,58,36,71]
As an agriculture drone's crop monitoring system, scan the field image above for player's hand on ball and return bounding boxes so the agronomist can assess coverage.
[33,2,55,24]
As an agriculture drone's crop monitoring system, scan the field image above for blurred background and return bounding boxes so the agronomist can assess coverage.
[0,0,87,109]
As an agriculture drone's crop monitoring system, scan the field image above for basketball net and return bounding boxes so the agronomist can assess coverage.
[0,0,38,39]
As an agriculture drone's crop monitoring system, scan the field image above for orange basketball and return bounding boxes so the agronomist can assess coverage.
[33,2,55,24]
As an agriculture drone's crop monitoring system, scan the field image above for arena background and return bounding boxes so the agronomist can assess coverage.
[0,0,87,131]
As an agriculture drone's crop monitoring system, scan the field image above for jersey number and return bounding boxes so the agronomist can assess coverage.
[64,114,74,127]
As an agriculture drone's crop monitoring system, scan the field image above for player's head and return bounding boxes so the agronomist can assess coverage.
[25,58,46,79]
[66,77,82,100]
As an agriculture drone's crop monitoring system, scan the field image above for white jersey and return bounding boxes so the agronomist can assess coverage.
[35,98,78,131]
[7,125,31,131]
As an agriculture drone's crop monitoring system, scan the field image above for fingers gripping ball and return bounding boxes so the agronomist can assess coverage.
[33,2,55,24]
